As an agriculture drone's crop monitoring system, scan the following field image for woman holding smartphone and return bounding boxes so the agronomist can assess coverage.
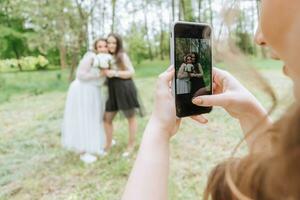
[122,0,300,199]
[103,33,143,157]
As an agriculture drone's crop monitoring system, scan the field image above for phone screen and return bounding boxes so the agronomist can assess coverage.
[174,23,212,117]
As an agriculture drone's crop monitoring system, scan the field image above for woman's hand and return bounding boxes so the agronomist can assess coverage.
[105,69,116,78]
[100,69,108,77]
[192,67,272,152]
[150,66,208,139]
[190,73,202,78]
[192,67,267,121]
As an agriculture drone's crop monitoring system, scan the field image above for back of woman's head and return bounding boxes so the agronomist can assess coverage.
[204,104,300,200]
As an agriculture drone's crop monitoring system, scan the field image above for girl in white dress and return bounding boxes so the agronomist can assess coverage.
[62,38,110,163]
[176,55,191,94]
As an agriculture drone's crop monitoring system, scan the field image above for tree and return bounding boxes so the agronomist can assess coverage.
[0,0,34,70]
[143,0,153,60]
[171,0,175,21]
[208,0,213,26]
[111,0,117,32]
[198,0,203,22]
[180,0,195,21]
[126,23,150,64]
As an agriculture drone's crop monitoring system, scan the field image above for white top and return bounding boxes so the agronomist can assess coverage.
[110,53,135,73]
[95,53,113,69]
[76,52,105,86]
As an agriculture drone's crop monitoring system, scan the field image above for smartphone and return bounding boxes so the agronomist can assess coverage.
[170,21,213,118]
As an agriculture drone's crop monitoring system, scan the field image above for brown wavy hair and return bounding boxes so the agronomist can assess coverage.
[204,104,300,200]
[107,33,126,70]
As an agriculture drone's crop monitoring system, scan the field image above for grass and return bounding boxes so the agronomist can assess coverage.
[0,58,293,199]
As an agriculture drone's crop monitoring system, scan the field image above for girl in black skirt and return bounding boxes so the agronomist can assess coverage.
[103,33,143,157]
[190,52,207,97]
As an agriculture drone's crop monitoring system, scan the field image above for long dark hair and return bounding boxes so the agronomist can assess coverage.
[107,33,126,70]
[190,52,200,73]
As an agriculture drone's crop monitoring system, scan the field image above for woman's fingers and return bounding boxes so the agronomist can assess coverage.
[212,67,228,77]
[190,115,208,124]
[158,66,174,90]
[192,94,227,107]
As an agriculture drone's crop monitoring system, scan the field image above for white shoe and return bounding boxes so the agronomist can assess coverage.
[80,153,97,164]
[122,151,131,158]
[99,149,108,157]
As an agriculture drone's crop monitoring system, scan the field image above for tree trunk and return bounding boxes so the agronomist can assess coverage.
[91,11,96,40]
[159,10,165,60]
[111,0,117,33]
[208,0,213,27]
[251,0,257,56]
[102,0,106,35]
[198,0,202,22]
[171,0,175,21]
[59,41,67,69]
[180,0,185,20]
[144,1,153,60]
[12,45,22,71]
[178,0,182,20]
[185,0,195,21]
[68,48,79,82]
[256,0,267,58]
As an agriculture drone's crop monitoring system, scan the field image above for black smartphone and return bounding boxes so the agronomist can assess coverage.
[170,21,213,118]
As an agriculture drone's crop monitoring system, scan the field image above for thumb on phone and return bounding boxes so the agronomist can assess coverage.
[192,94,227,107]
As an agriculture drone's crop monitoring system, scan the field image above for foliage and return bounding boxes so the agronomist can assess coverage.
[0,13,34,63]
[0,0,264,69]
[126,24,151,64]
[0,55,49,72]
[235,32,255,55]
[234,8,256,55]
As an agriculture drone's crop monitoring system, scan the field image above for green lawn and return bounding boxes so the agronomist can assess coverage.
[0,58,293,199]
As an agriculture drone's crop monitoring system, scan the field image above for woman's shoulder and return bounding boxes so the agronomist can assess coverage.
[83,51,97,59]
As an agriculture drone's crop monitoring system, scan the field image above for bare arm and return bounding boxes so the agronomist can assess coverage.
[122,67,207,200]
[117,70,134,79]
[108,53,135,79]
[190,64,204,78]
[122,118,170,200]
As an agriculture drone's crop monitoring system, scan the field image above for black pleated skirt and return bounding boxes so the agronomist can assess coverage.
[105,78,144,117]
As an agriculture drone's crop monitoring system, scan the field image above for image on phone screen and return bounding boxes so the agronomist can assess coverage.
[174,24,212,117]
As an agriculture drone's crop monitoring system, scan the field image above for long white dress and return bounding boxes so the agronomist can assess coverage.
[176,64,191,94]
[61,52,106,155]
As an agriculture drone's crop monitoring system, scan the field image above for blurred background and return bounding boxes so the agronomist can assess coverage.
[0,0,292,199]
[1,0,264,75]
